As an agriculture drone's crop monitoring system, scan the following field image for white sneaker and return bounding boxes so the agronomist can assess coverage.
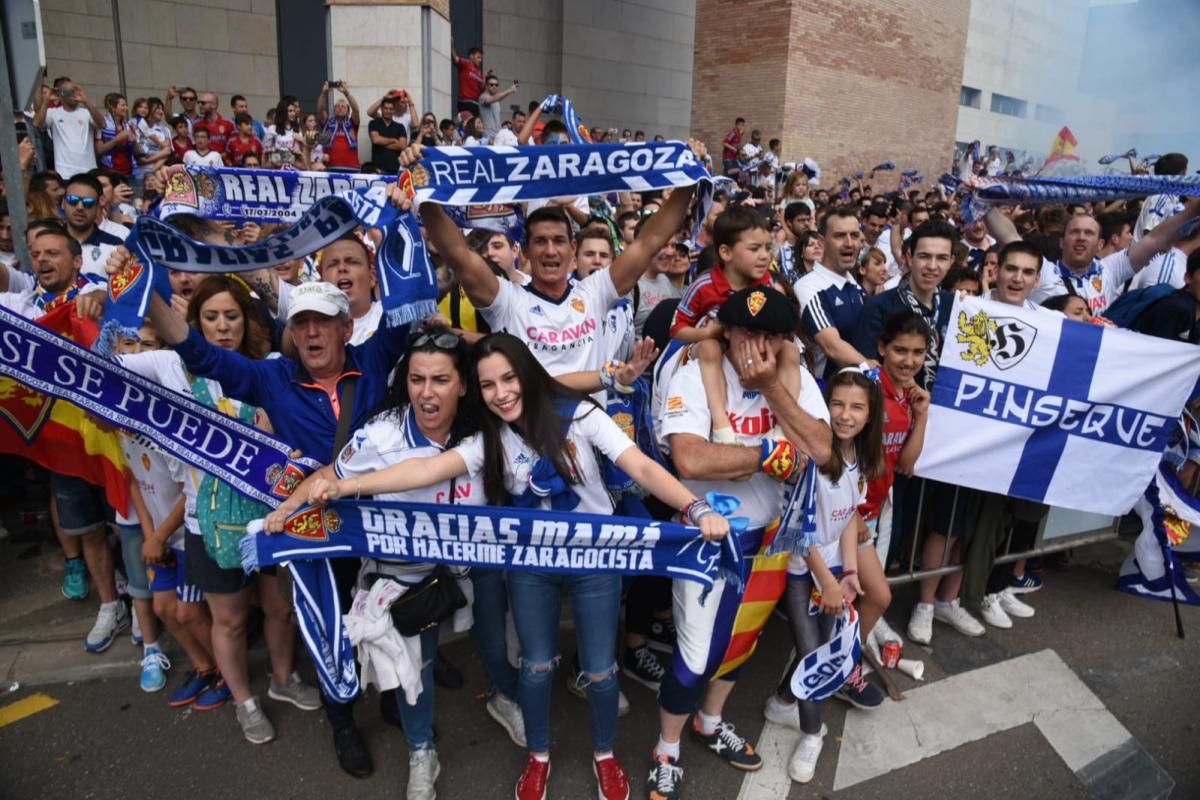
[787,723,827,784]
[407,749,440,800]
[486,691,527,748]
[907,602,934,645]
[763,694,800,730]
[998,587,1035,618]
[84,601,130,653]
[872,617,903,646]
[933,599,986,637]
[979,594,1013,629]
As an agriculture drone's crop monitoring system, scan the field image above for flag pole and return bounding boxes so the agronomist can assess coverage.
[1146,482,1186,639]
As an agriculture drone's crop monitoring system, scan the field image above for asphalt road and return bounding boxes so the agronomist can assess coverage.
[1,540,1197,800]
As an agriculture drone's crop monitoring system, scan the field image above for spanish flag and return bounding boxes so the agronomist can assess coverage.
[1042,126,1081,169]
[0,304,129,515]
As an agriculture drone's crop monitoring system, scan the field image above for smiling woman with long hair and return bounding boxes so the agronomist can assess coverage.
[274,332,731,800]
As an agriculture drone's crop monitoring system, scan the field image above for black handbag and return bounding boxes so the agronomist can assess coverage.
[376,564,467,637]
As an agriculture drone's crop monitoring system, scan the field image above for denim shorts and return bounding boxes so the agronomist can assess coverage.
[49,473,109,535]
[116,524,152,600]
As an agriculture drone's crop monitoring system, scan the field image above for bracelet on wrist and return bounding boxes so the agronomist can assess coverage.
[841,569,857,577]
[681,498,714,527]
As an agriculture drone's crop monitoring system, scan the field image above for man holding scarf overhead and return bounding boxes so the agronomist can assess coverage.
[108,235,412,779]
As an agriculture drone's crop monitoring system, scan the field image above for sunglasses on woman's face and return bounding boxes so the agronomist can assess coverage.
[412,331,461,350]
[64,194,97,208]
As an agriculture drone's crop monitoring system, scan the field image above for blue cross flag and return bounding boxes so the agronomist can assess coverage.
[915,296,1200,515]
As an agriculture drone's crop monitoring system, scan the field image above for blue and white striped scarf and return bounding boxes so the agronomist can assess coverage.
[537,94,592,144]
[957,174,1200,223]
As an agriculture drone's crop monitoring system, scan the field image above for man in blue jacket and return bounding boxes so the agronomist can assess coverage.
[147,256,407,779]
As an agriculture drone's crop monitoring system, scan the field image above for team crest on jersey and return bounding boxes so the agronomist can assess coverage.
[747,290,766,317]
[571,298,586,314]
[666,396,685,413]
[1091,276,1103,293]
[956,310,1036,371]
[141,453,152,471]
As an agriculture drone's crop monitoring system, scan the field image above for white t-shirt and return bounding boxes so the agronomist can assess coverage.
[1130,247,1187,291]
[454,402,635,516]
[117,350,256,536]
[493,127,519,148]
[634,273,683,337]
[479,268,620,377]
[351,301,383,345]
[335,407,485,579]
[1134,194,1183,242]
[2,263,34,294]
[45,106,98,179]
[657,354,830,527]
[183,149,225,168]
[787,460,861,576]
[1031,250,1136,315]
[118,431,186,548]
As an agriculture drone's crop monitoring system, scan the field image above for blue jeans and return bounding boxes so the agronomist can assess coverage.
[469,569,519,700]
[394,625,440,751]
[508,571,621,753]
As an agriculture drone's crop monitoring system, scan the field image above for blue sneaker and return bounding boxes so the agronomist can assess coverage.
[140,646,171,693]
[194,676,231,711]
[1009,572,1043,594]
[168,669,217,707]
[62,557,88,601]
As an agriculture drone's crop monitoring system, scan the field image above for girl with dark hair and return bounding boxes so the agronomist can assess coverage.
[292,332,730,800]
[264,96,302,168]
[769,368,888,786]
[118,274,317,744]
[796,229,823,274]
[266,328,522,799]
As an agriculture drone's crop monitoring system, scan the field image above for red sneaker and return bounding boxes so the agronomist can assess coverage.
[594,755,630,800]
[515,754,551,800]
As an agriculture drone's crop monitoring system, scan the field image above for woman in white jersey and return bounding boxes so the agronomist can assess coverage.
[287,333,730,800]
[267,329,525,800]
[117,276,318,743]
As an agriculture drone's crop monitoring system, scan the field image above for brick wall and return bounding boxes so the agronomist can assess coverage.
[691,0,969,191]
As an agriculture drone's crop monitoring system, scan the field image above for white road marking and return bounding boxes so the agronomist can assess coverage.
[833,649,1134,790]
[737,653,797,800]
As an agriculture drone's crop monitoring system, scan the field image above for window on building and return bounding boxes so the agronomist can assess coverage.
[960,86,981,109]
[1035,104,1064,124]
[990,93,1027,118]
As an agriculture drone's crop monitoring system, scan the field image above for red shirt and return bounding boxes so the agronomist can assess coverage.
[171,137,193,160]
[224,134,263,166]
[860,369,912,521]
[455,56,485,102]
[722,128,742,162]
[194,114,235,154]
[670,264,773,336]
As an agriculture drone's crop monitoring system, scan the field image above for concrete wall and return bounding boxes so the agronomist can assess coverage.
[955,0,1115,160]
[327,2,452,160]
[41,0,279,125]
[481,0,694,141]
[691,0,968,188]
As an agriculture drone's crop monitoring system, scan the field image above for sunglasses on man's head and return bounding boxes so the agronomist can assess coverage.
[64,194,97,208]
[412,331,461,350]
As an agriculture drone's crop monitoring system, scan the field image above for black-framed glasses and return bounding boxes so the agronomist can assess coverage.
[412,331,461,350]
[64,194,97,208]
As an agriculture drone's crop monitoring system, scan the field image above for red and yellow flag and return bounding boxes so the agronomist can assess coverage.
[1042,126,1081,168]
[0,304,129,515]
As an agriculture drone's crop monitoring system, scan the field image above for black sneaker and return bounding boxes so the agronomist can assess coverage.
[688,719,762,771]
[834,664,886,710]
[646,618,677,654]
[622,646,665,691]
[646,753,683,800]
[333,725,373,778]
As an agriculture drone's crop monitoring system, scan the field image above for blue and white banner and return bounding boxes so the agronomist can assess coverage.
[538,94,592,144]
[0,305,321,504]
[242,497,746,589]
[1116,471,1200,606]
[914,296,1200,515]
[156,164,396,223]
[789,604,861,702]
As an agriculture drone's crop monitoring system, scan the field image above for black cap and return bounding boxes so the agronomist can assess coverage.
[716,287,797,334]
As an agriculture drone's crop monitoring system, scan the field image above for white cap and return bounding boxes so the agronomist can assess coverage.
[287,281,350,321]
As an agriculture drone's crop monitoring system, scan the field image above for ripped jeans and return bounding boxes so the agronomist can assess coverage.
[507,570,622,753]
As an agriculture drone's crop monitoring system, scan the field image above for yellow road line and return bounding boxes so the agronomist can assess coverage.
[0,693,58,727]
